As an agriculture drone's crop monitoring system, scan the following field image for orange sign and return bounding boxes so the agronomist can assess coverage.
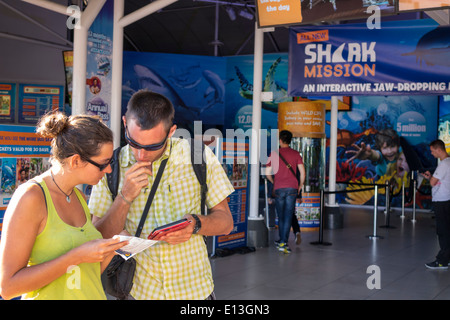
[256,0,302,28]
[278,101,326,138]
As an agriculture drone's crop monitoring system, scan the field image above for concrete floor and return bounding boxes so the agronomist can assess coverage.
[210,206,450,300]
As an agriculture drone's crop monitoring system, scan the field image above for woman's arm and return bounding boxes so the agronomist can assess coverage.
[0,184,126,300]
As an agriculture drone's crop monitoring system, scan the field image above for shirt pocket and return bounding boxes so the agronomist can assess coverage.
[157,173,201,225]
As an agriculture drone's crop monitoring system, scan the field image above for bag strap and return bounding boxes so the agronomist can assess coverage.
[135,158,168,237]
[276,151,299,183]
[190,138,208,215]
[106,146,123,201]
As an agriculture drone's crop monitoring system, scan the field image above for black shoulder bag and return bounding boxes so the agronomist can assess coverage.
[101,158,168,300]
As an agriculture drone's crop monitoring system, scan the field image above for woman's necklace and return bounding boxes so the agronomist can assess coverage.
[50,171,74,203]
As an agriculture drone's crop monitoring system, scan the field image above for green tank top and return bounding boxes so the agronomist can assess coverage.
[22,180,106,300]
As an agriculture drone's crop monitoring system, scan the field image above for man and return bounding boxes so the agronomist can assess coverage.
[89,90,234,299]
[266,130,305,254]
[422,139,450,270]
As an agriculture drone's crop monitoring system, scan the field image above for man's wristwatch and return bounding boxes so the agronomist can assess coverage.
[191,214,202,234]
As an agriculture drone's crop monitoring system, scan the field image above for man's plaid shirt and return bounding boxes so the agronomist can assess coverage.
[88,138,234,299]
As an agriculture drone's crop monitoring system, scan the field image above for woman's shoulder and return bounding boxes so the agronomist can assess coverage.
[5,178,47,222]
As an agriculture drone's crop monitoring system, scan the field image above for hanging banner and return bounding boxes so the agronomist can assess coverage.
[399,0,450,12]
[86,0,113,126]
[288,19,450,96]
[256,0,397,28]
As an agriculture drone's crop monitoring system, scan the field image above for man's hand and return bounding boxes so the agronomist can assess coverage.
[121,161,152,202]
[153,217,195,245]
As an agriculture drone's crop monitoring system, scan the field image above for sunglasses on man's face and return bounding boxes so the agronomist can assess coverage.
[124,125,169,151]
[83,156,114,171]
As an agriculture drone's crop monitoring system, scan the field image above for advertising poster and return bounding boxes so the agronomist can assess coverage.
[224,53,289,156]
[399,0,450,11]
[62,51,73,112]
[123,51,226,132]
[214,138,249,252]
[256,0,303,27]
[0,125,51,236]
[289,19,450,96]
[328,95,437,209]
[18,84,64,124]
[257,0,396,27]
[0,83,16,123]
[86,0,113,126]
[439,95,450,153]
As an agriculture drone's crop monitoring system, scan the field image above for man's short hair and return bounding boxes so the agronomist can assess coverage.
[125,90,174,131]
[430,139,446,151]
[279,130,293,145]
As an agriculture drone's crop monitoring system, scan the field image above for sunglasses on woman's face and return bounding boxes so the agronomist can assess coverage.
[124,125,169,151]
[83,156,114,171]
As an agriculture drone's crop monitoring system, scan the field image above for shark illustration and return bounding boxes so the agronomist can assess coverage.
[133,64,198,122]
[168,64,202,90]
[235,57,290,113]
[402,26,450,68]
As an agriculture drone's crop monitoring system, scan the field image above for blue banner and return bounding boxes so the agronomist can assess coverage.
[288,19,450,96]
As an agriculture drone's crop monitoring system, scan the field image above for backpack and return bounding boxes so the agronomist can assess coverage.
[106,139,208,215]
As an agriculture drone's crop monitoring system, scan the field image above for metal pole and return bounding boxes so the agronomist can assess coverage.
[311,189,332,246]
[264,178,270,229]
[401,180,405,219]
[412,179,417,223]
[380,181,395,228]
[368,185,383,239]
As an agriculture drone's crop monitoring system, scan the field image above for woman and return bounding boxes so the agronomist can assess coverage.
[0,112,127,300]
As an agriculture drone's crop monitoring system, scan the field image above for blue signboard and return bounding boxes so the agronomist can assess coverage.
[289,19,450,96]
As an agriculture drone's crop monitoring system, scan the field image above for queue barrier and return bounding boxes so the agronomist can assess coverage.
[263,174,423,246]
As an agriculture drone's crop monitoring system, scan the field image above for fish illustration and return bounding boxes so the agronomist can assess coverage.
[198,70,227,113]
[401,26,450,68]
[235,57,290,113]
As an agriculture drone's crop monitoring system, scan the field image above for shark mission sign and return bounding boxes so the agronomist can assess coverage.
[288,19,450,96]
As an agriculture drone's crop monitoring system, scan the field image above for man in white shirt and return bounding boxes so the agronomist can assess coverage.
[422,139,450,270]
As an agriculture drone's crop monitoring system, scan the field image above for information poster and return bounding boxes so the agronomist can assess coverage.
[85,0,113,126]
[18,84,64,124]
[0,83,16,123]
[0,125,51,237]
[214,138,249,252]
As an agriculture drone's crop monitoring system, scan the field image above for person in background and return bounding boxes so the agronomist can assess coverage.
[422,139,450,270]
[266,130,305,254]
[0,112,127,300]
[89,90,234,300]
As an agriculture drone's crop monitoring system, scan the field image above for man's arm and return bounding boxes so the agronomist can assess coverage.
[156,199,233,245]
[297,163,306,194]
[92,197,131,239]
[421,170,439,187]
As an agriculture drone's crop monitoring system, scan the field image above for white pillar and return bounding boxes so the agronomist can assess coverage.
[327,96,339,206]
[72,0,107,115]
[248,22,264,220]
[110,0,124,147]
[110,0,179,147]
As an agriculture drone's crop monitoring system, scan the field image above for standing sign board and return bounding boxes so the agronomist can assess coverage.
[211,138,249,254]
